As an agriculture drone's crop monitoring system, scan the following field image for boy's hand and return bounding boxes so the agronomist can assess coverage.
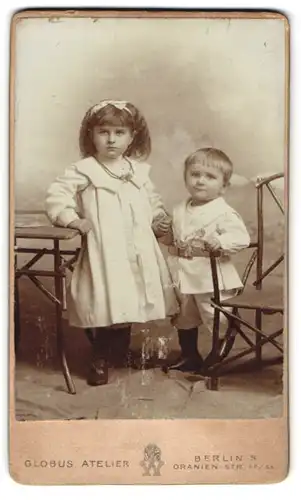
[204,236,222,252]
[67,218,93,235]
[176,239,193,259]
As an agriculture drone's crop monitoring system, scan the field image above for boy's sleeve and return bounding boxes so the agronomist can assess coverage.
[210,211,251,254]
[45,165,89,227]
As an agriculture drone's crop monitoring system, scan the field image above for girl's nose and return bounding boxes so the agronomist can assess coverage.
[108,133,116,143]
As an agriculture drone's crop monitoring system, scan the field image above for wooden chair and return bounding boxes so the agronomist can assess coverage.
[203,173,285,386]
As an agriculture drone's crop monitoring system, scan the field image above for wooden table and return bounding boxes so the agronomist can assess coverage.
[14,226,81,395]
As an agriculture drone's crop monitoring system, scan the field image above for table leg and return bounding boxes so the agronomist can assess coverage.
[54,240,76,394]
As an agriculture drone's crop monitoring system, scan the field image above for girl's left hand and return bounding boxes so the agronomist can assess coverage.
[152,215,172,237]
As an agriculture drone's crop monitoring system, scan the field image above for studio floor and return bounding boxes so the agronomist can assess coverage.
[15,359,283,421]
[14,279,284,421]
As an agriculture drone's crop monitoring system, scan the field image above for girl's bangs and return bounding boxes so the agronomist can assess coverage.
[93,108,134,129]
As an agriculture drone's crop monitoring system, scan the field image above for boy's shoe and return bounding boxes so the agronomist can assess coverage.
[164,355,204,373]
[162,327,203,373]
[87,359,109,386]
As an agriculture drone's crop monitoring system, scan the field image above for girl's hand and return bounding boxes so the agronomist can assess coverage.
[152,214,172,237]
[67,218,93,235]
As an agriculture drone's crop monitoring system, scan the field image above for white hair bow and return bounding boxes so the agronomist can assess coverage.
[89,100,133,116]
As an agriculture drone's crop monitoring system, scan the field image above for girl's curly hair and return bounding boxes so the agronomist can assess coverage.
[79,102,151,160]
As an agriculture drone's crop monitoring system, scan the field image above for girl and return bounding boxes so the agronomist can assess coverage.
[45,100,178,386]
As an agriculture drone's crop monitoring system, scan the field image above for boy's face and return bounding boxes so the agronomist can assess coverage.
[185,163,228,204]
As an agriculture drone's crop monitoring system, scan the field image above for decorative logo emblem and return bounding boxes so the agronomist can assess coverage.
[140,443,165,476]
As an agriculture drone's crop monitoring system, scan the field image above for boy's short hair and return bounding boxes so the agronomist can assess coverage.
[184,147,233,184]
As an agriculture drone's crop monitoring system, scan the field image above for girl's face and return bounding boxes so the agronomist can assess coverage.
[185,163,227,204]
[92,124,134,160]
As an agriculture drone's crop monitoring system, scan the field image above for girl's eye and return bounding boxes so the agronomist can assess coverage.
[116,129,126,135]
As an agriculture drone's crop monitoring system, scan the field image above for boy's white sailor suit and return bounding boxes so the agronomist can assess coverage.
[167,197,250,330]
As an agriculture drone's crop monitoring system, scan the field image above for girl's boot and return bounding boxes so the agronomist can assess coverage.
[109,326,132,368]
[86,327,110,386]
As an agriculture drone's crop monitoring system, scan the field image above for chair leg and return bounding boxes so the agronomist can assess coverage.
[204,307,221,368]
[218,314,238,359]
[255,309,263,366]
[205,376,220,391]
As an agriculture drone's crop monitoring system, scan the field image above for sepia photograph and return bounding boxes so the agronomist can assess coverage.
[10,10,288,484]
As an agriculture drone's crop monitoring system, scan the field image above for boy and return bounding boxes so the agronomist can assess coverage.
[164,147,250,372]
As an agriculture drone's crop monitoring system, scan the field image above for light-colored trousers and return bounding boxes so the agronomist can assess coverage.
[172,289,237,333]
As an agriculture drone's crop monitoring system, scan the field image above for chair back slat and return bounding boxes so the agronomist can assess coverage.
[209,172,284,299]
[266,183,284,214]
[209,254,221,303]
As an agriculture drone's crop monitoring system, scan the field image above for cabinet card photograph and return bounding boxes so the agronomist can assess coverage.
[10,10,288,485]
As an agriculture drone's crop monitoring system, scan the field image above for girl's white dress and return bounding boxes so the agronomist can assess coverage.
[45,156,178,328]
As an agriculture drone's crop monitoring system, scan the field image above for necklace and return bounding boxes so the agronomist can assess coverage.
[97,156,134,182]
